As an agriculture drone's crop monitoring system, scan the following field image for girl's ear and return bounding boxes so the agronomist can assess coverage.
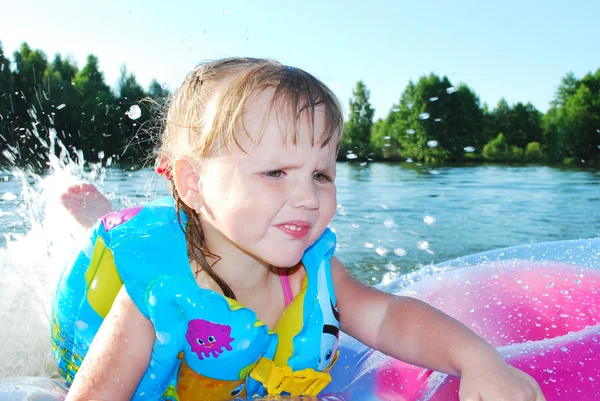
[172,157,203,210]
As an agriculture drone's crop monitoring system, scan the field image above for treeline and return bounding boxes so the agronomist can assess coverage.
[1,40,598,168]
[342,71,600,165]
[0,41,169,168]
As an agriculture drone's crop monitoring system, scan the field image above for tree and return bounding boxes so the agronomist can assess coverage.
[0,41,16,156]
[500,102,543,148]
[482,133,509,161]
[340,81,374,160]
[43,54,82,152]
[552,72,579,108]
[382,74,484,162]
[10,43,51,164]
[544,69,600,163]
[148,79,170,100]
[73,54,121,161]
[117,65,151,161]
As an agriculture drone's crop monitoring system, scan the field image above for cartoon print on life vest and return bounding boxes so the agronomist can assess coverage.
[101,206,143,232]
[317,261,340,370]
[185,319,235,360]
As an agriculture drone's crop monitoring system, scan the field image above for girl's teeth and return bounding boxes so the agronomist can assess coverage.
[284,225,302,231]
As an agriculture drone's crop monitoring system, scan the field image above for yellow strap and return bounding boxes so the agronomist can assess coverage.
[249,357,333,397]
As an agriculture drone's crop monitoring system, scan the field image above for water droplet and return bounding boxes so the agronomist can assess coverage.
[417,240,430,250]
[56,103,66,110]
[446,86,458,94]
[2,192,16,201]
[546,282,555,289]
[427,140,439,148]
[161,82,169,90]
[464,146,475,153]
[405,158,414,163]
[406,129,415,135]
[424,215,436,225]
[383,219,395,227]
[364,242,374,249]
[434,118,442,122]
[429,97,439,102]
[156,332,171,344]
[126,105,142,120]
[376,247,388,256]
[419,112,430,120]
[383,136,391,140]
[385,263,398,272]
[560,313,570,318]
[75,320,88,330]
[346,153,358,160]
[561,347,568,352]
[393,248,407,257]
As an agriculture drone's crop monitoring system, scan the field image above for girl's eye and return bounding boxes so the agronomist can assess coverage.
[264,170,284,179]
[313,172,331,183]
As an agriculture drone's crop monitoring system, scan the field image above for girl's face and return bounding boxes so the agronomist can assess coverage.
[197,91,338,268]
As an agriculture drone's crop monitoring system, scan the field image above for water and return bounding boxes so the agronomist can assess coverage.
[0,161,598,378]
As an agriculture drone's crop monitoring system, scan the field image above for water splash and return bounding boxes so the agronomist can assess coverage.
[0,118,113,377]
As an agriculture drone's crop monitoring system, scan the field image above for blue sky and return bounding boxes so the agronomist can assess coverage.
[1,0,599,119]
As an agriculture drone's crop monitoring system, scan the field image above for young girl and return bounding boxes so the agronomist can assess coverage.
[52,58,545,401]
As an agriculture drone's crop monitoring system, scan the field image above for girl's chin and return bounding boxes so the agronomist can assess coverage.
[263,253,304,269]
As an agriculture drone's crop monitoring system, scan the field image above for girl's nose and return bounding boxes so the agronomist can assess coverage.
[291,179,320,210]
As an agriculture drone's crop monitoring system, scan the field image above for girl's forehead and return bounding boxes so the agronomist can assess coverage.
[242,92,330,144]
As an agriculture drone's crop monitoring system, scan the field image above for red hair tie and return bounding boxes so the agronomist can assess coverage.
[155,157,173,180]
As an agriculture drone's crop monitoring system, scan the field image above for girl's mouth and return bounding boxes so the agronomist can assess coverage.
[276,221,311,239]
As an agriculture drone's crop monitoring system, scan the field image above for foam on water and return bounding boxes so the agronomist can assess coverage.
[0,127,110,378]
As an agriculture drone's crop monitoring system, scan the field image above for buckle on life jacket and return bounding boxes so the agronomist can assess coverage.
[249,357,333,396]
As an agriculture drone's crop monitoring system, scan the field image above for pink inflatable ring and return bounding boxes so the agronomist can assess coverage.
[326,237,600,401]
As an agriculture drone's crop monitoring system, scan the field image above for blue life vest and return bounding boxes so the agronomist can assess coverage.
[51,198,340,401]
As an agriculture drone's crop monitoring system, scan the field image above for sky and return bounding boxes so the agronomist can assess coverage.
[1,0,599,120]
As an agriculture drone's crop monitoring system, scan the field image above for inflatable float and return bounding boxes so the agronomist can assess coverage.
[1,237,599,401]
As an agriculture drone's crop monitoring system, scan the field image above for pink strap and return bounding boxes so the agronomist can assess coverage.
[279,269,294,307]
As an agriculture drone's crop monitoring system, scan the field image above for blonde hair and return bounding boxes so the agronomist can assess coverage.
[158,57,344,298]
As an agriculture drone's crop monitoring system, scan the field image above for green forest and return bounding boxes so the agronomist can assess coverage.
[1,40,599,168]
[343,72,600,165]
[0,41,168,168]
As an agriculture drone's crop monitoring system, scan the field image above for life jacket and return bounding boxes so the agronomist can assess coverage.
[51,197,340,401]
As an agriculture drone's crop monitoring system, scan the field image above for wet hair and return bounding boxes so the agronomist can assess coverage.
[157,57,344,299]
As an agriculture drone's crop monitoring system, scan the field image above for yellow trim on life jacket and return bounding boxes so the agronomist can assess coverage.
[272,274,309,366]
[85,237,123,318]
[249,356,333,397]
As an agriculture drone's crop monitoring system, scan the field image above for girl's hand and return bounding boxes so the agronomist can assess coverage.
[459,358,546,401]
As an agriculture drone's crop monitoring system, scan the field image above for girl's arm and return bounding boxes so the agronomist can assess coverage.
[65,286,155,401]
[330,256,546,401]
